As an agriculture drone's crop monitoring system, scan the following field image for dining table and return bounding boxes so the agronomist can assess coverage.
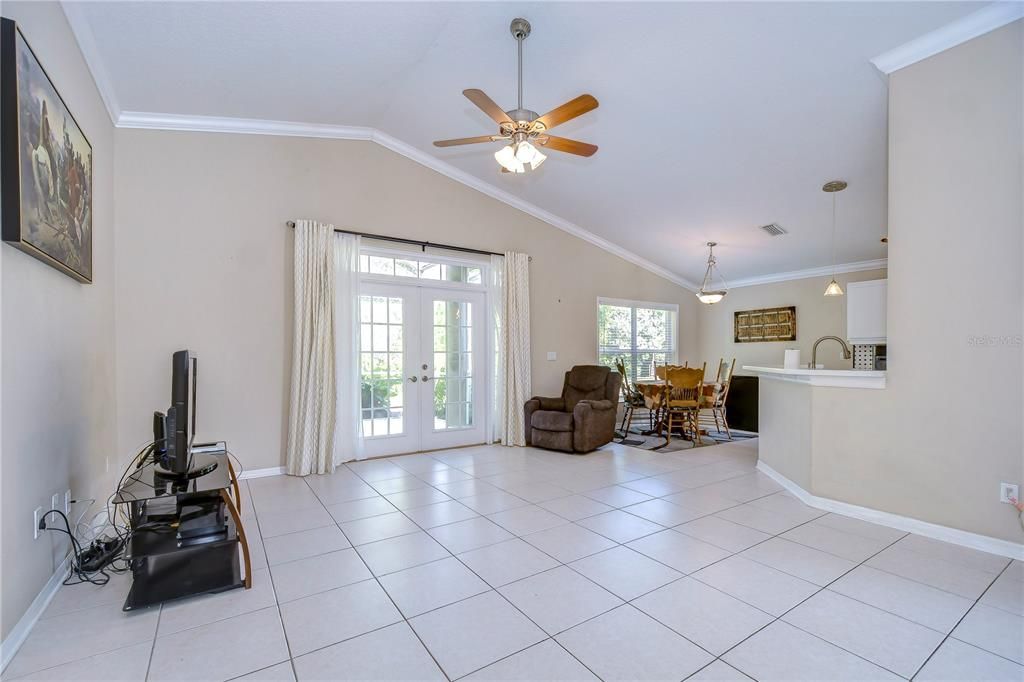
[632,380,719,446]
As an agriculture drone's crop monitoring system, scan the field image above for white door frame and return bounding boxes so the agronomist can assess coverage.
[358,281,422,459]
[355,251,494,457]
[417,286,487,452]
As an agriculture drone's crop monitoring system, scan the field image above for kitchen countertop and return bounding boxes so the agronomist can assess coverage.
[742,365,887,389]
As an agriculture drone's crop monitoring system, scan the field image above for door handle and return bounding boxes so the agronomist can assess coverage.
[422,375,431,382]
[408,376,418,383]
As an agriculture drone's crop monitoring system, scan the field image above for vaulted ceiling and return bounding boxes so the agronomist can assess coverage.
[66,1,980,285]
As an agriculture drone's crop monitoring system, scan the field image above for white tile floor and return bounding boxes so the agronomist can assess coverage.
[5,439,1023,681]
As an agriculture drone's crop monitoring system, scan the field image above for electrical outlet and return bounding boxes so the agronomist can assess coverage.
[33,506,44,539]
[51,493,61,515]
[999,482,1019,504]
[64,490,72,515]
[547,351,557,361]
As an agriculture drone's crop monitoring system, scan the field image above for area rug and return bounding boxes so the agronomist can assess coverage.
[616,415,756,452]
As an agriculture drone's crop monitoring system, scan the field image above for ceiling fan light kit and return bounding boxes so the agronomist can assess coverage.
[697,242,729,305]
[823,180,848,297]
[434,18,599,174]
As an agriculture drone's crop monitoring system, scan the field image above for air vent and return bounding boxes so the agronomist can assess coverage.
[759,223,788,237]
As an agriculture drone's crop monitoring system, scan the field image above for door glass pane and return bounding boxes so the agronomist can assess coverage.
[359,295,405,438]
[431,299,473,431]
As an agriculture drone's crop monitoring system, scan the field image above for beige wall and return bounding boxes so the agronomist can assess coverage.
[790,22,1022,543]
[696,269,887,373]
[0,3,118,640]
[113,131,699,472]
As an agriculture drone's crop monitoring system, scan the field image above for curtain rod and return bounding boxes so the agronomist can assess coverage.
[286,221,506,258]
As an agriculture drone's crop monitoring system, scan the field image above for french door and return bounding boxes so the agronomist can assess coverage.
[359,282,487,457]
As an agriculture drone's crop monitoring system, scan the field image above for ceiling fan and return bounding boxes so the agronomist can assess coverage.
[433,18,599,174]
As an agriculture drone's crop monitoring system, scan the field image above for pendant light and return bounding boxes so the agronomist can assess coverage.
[823,180,847,296]
[696,242,728,304]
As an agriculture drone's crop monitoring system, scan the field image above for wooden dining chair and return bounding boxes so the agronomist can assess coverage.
[615,357,646,442]
[641,367,668,433]
[664,367,705,446]
[699,358,736,439]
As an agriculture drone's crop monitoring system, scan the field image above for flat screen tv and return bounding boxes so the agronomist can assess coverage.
[156,350,197,478]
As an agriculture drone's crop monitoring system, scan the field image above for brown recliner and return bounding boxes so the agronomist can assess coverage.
[524,365,623,453]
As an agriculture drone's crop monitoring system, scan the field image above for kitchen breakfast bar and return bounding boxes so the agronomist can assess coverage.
[742,365,887,497]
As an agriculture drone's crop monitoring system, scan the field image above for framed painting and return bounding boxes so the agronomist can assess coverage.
[1,17,93,283]
[734,306,797,343]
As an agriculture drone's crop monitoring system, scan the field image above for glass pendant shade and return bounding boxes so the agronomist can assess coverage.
[823,180,847,297]
[514,140,538,163]
[495,141,546,173]
[494,145,524,173]
[696,242,728,305]
[823,278,844,296]
[527,147,546,169]
[697,291,726,305]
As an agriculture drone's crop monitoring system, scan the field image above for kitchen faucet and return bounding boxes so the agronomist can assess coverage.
[810,335,852,369]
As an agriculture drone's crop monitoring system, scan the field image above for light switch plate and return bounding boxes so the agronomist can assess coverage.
[1000,482,1019,504]
[547,352,557,361]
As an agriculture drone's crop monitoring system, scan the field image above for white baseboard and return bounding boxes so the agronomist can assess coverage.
[238,466,285,480]
[757,461,1024,561]
[0,556,71,673]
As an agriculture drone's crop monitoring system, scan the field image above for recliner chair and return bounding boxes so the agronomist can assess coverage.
[524,365,622,453]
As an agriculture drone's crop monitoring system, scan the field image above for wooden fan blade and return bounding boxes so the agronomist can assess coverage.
[433,135,500,148]
[463,89,513,125]
[538,135,598,157]
[533,94,598,132]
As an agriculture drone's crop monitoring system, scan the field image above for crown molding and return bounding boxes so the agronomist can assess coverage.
[116,111,700,291]
[871,2,1024,75]
[117,111,376,140]
[728,258,887,289]
[61,1,121,123]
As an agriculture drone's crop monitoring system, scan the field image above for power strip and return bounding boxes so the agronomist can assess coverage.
[78,537,126,573]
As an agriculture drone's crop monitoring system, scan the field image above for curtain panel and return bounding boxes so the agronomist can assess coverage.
[488,254,506,443]
[501,251,531,446]
[333,233,364,462]
[286,220,338,475]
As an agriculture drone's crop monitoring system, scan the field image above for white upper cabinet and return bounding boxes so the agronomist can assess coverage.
[846,279,887,344]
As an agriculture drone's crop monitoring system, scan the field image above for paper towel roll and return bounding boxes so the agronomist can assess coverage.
[784,349,801,369]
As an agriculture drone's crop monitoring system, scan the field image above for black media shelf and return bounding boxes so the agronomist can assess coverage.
[114,449,252,612]
[124,540,243,610]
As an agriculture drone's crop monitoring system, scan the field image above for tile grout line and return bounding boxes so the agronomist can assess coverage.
[705,528,919,679]
[143,604,163,681]
[254,480,304,682]
[346,455,610,681]
[339,454,479,675]
[908,560,1016,680]
[207,449,1024,681]
[222,465,928,680]
[270,446,782,679]
[26,443,1016,681]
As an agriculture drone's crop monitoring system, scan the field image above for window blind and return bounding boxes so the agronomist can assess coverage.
[597,298,678,383]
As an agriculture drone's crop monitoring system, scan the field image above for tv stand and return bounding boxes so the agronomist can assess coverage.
[113,442,252,611]
[153,458,218,482]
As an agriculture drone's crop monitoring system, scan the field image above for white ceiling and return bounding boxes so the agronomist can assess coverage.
[68,1,980,285]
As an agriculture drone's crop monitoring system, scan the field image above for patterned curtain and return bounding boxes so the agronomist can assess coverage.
[501,252,531,446]
[286,220,337,475]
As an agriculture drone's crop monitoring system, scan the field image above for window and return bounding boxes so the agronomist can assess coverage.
[360,252,483,285]
[597,298,678,383]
